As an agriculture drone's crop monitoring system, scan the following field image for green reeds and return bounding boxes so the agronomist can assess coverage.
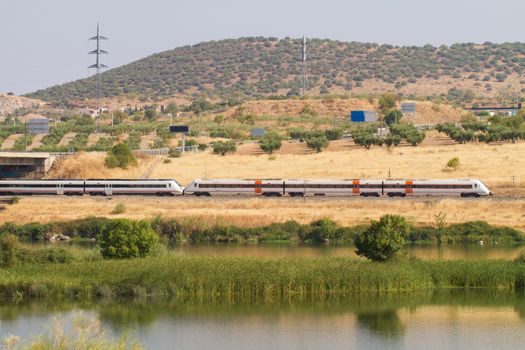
[0,257,524,302]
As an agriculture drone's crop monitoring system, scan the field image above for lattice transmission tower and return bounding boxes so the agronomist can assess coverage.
[88,23,109,103]
[301,35,308,96]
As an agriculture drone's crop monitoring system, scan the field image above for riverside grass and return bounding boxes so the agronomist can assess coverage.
[0,257,525,301]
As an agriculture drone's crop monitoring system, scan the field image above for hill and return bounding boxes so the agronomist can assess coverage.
[26,38,525,102]
[0,93,43,116]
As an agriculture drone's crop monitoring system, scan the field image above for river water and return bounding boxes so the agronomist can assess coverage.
[1,291,524,349]
[169,242,525,260]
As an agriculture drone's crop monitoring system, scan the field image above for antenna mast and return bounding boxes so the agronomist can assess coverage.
[88,23,109,105]
[301,36,308,96]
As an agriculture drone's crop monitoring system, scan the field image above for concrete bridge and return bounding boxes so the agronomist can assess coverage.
[0,152,56,178]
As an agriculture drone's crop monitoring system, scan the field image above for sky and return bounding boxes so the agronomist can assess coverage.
[1,0,524,95]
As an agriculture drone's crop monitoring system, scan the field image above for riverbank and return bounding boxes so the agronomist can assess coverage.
[1,257,525,301]
[2,217,523,245]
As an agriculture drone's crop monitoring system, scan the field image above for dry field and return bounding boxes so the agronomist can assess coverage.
[7,136,522,227]
[2,196,525,230]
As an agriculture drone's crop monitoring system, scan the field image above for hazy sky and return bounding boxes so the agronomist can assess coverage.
[2,0,524,95]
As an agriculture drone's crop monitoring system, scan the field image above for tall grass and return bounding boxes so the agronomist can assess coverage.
[0,257,524,302]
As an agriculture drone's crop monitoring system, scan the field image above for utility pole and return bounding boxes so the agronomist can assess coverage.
[88,23,109,133]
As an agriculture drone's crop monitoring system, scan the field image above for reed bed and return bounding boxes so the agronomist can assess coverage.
[0,257,524,302]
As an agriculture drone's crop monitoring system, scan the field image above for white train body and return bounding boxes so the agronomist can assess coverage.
[183,178,491,198]
[84,179,183,196]
[0,179,184,196]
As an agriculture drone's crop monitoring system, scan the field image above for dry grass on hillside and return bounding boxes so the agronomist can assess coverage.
[2,196,525,229]
[222,99,465,125]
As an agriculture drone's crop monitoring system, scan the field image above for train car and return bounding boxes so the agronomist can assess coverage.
[285,179,383,197]
[382,179,490,197]
[84,179,183,196]
[0,180,85,195]
[184,178,490,198]
[183,179,285,196]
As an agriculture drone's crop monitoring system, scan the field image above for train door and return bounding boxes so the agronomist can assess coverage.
[254,180,262,195]
[105,184,113,196]
[352,180,360,196]
[406,180,413,196]
[56,183,64,195]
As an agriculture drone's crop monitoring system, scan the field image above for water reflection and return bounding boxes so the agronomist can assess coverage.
[169,242,525,260]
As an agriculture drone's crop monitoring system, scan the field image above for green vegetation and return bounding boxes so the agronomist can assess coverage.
[305,132,329,152]
[0,217,522,246]
[211,140,237,155]
[351,122,425,149]
[436,114,525,144]
[111,203,126,215]
[105,143,137,169]
[11,134,34,151]
[27,38,525,101]
[259,131,282,154]
[0,256,525,301]
[355,215,410,262]
[446,157,461,171]
[98,219,158,259]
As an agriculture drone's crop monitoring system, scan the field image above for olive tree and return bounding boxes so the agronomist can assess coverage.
[259,131,282,154]
[355,215,410,262]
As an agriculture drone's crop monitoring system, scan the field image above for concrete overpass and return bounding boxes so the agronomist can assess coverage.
[0,152,56,178]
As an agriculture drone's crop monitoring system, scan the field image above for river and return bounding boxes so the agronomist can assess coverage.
[0,291,524,349]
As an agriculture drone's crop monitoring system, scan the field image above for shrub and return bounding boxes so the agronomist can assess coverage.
[0,234,19,267]
[305,134,329,152]
[98,219,159,259]
[105,143,137,169]
[169,148,181,158]
[211,140,237,155]
[324,128,343,140]
[354,215,410,262]
[259,131,282,154]
[446,157,460,171]
[111,203,126,215]
[385,110,403,126]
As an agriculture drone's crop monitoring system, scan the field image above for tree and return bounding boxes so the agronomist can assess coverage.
[211,140,237,155]
[105,143,137,169]
[355,215,410,262]
[378,94,398,116]
[306,135,329,152]
[98,219,158,259]
[385,110,403,126]
[259,131,282,154]
[144,108,157,121]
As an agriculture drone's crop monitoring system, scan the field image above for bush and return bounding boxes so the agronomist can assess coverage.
[385,110,403,126]
[169,148,181,158]
[0,234,19,267]
[111,203,126,215]
[446,157,460,170]
[305,134,329,152]
[324,128,343,141]
[211,140,237,155]
[355,215,410,262]
[259,131,282,154]
[98,219,159,259]
[105,143,137,169]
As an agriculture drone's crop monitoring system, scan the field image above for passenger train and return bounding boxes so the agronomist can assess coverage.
[0,178,491,198]
[0,179,184,196]
[183,179,491,197]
